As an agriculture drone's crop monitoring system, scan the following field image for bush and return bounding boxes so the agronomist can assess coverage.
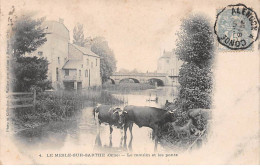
[177,63,213,111]
[159,14,215,148]
[176,14,214,68]
[175,14,214,113]
[12,56,51,92]
[12,89,124,131]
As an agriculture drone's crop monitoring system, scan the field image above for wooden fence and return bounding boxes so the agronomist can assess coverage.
[7,90,36,110]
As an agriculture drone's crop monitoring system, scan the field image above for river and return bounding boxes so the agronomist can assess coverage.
[14,86,178,156]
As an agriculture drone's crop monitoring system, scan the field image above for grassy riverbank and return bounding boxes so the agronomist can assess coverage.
[12,83,156,133]
[12,88,123,132]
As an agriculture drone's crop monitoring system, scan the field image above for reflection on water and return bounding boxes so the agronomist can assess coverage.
[15,87,177,153]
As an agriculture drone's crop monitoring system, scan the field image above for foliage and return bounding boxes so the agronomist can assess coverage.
[10,14,47,58]
[8,10,49,92]
[12,56,51,92]
[13,89,123,131]
[176,15,214,68]
[73,23,87,47]
[118,68,130,73]
[72,22,117,84]
[178,63,213,111]
[90,37,117,83]
[175,14,214,112]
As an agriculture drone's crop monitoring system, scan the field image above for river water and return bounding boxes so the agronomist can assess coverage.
[14,86,178,156]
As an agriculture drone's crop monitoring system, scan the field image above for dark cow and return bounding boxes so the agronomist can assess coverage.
[118,105,177,151]
[93,104,123,137]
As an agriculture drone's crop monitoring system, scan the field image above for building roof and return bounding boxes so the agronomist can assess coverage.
[70,44,100,58]
[43,20,70,41]
[159,51,174,59]
[62,60,82,69]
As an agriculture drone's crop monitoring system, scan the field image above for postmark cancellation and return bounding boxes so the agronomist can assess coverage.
[214,4,259,50]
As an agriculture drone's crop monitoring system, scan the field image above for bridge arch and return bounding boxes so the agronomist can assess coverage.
[147,78,164,86]
[119,78,140,84]
[107,78,115,84]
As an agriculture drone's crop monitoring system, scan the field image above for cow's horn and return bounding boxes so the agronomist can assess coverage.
[113,111,118,114]
[112,108,120,114]
[123,111,128,113]
[169,109,177,113]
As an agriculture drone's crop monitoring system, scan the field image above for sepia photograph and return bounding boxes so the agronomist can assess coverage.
[0,0,259,165]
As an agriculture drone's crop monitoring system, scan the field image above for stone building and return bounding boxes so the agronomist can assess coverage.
[27,19,101,90]
[157,50,182,85]
[63,44,101,90]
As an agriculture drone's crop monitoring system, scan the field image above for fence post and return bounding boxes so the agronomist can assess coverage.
[33,89,36,112]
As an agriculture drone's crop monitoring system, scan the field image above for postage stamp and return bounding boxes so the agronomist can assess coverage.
[214,4,259,50]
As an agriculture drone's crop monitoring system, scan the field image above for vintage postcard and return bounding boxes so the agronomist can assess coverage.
[0,0,259,165]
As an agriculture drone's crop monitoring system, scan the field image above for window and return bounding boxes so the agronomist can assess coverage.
[87,59,89,66]
[65,69,69,76]
[56,68,59,81]
[85,70,88,77]
[166,59,169,63]
[38,51,43,56]
[96,59,97,66]
[81,64,83,68]
[79,70,81,76]
[58,57,60,64]
[91,62,93,68]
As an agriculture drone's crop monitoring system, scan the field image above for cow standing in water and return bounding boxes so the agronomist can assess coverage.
[93,104,124,147]
[118,105,177,151]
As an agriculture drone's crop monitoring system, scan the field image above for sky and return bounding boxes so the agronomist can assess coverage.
[2,0,251,72]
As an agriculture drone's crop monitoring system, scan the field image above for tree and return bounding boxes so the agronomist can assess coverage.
[10,14,47,58]
[176,15,214,68]
[73,23,86,47]
[175,14,214,112]
[72,23,117,84]
[13,57,51,92]
[8,11,50,91]
[118,68,130,73]
[90,37,117,83]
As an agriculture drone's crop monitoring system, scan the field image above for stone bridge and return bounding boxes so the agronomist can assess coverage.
[109,72,179,86]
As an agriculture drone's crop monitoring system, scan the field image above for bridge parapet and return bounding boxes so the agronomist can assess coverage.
[112,72,168,77]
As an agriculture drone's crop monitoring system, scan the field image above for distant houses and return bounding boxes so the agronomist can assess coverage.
[26,19,101,90]
[157,50,183,85]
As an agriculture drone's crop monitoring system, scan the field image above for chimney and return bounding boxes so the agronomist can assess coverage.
[59,18,64,24]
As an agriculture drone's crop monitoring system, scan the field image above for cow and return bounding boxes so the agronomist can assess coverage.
[118,105,178,151]
[93,104,124,146]
[188,108,212,120]
[187,108,212,130]
[169,119,199,138]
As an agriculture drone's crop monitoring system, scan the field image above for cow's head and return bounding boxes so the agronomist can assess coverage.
[118,110,128,127]
[165,108,178,123]
[112,107,124,128]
